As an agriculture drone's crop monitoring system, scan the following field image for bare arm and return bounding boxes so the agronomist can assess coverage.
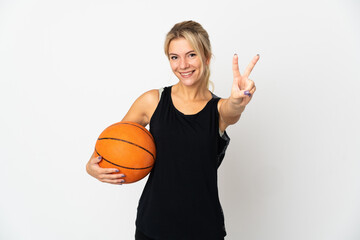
[86,89,159,184]
[121,89,159,126]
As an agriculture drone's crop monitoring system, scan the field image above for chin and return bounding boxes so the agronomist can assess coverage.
[179,79,200,87]
[177,75,201,87]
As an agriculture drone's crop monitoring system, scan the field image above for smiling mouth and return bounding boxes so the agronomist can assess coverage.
[180,70,195,78]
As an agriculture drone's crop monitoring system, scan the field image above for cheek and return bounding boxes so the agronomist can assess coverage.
[170,62,178,72]
[191,59,202,69]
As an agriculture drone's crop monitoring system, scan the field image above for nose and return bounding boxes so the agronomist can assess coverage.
[179,58,189,69]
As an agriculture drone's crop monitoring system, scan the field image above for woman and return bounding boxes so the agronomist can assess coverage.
[86,20,258,240]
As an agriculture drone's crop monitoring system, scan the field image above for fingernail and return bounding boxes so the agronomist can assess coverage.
[121,179,125,183]
[244,90,251,96]
[234,53,237,56]
[120,174,125,177]
[98,156,102,160]
[257,54,260,57]
[115,169,119,172]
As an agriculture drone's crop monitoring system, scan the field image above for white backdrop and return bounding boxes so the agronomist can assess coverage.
[1,0,359,239]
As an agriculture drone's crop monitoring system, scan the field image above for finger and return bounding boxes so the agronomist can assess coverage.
[232,54,242,80]
[100,173,126,180]
[244,79,255,91]
[101,167,122,174]
[251,85,256,94]
[91,155,102,164]
[245,86,256,97]
[244,90,252,97]
[249,87,256,96]
[100,178,126,185]
[92,156,121,174]
[98,172,125,181]
[91,157,115,173]
[243,54,260,78]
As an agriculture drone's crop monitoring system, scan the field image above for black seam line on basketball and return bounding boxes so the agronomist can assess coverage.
[95,148,153,170]
[117,122,153,139]
[97,137,155,160]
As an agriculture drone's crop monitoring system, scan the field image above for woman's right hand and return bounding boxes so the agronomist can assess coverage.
[86,153,126,185]
[86,89,158,185]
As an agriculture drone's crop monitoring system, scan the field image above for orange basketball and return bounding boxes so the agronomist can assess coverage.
[94,121,156,184]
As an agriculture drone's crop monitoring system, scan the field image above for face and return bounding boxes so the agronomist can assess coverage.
[168,38,204,87]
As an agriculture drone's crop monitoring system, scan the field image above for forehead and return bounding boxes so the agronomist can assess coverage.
[168,38,194,54]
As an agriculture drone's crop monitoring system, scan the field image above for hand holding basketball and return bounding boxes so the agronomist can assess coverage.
[86,152,126,185]
[92,121,156,184]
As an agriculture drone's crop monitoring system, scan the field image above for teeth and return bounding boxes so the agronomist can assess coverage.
[181,71,193,76]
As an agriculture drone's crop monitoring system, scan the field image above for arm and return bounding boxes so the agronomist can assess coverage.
[86,89,159,184]
[121,89,159,126]
[218,54,259,132]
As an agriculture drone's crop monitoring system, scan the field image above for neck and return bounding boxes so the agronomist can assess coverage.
[173,80,210,101]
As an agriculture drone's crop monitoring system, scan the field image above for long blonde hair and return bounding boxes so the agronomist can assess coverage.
[164,21,213,90]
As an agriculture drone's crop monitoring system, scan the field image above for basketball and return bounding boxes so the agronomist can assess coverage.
[94,121,156,184]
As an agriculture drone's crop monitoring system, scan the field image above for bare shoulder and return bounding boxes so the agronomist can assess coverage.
[137,89,160,115]
[122,89,159,127]
[140,89,159,105]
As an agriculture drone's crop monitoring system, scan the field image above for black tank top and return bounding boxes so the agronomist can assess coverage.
[135,86,230,239]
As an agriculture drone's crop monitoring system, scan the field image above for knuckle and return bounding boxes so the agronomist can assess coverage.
[98,175,105,180]
[109,174,118,179]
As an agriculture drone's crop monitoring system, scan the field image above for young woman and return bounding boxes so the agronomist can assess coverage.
[86,20,258,240]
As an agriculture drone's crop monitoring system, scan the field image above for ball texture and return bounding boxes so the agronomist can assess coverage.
[94,121,156,184]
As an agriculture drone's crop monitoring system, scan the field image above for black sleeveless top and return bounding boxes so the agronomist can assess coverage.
[135,86,230,239]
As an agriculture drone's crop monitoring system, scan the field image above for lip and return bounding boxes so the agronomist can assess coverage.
[179,70,195,78]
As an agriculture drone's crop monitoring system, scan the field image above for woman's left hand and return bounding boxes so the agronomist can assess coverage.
[230,54,259,107]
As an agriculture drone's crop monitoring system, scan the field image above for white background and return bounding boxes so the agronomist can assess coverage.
[1,0,359,239]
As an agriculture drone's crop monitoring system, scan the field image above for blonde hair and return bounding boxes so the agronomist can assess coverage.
[164,20,213,90]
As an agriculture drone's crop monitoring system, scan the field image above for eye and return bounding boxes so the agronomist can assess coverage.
[189,53,197,58]
[170,55,178,60]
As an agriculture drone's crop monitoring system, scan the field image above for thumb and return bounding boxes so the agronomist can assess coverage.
[92,155,102,164]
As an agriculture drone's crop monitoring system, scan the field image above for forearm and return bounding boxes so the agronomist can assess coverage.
[219,97,246,125]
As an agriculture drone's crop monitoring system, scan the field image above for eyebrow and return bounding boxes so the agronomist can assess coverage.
[169,50,196,56]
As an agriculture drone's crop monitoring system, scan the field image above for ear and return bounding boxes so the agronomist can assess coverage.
[206,57,210,65]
